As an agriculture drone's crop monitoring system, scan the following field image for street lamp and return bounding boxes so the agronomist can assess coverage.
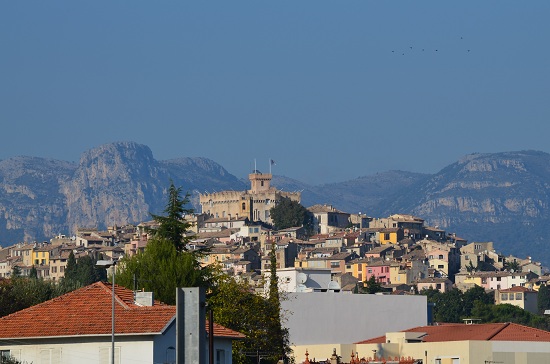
[96,259,117,364]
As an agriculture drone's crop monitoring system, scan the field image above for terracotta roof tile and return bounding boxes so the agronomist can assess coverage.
[355,323,550,344]
[0,282,244,340]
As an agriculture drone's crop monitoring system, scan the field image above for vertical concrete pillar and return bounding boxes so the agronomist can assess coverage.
[176,287,206,364]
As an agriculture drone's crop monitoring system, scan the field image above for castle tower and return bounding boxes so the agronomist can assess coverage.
[249,171,272,193]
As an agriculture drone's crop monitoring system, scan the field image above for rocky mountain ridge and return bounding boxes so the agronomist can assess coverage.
[0,143,549,266]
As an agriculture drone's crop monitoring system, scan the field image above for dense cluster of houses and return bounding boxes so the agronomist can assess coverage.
[0,206,546,314]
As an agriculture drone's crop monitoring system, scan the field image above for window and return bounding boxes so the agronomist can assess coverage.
[501,293,508,301]
[261,181,264,187]
[242,203,246,210]
[1,350,11,360]
[438,265,444,269]
[439,255,444,259]
[516,293,523,300]
[100,347,120,364]
[384,233,390,240]
[216,350,225,364]
[331,261,340,268]
[40,348,61,364]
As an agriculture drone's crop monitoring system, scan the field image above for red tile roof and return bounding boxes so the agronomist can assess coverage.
[0,282,244,340]
[356,323,550,344]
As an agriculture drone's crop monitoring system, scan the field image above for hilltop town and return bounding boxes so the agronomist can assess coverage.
[2,170,550,364]
[1,171,545,302]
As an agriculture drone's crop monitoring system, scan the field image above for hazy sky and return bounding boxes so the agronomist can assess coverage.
[1,2,549,184]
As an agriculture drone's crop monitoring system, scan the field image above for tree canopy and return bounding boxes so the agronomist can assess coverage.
[269,197,313,232]
[63,253,106,287]
[116,238,213,305]
[208,274,291,364]
[0,276,78,318]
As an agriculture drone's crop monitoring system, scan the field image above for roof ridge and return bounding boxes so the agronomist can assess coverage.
[486,322,510,340]
[99,282,133,309]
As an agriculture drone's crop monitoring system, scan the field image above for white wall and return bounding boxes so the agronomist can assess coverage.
[0,336,154,364]
[1,331,235,364]
[281,293,427,347]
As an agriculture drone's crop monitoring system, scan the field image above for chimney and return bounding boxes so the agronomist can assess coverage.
[135,291,154,306]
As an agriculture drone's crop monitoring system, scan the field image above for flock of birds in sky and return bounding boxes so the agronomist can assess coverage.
[392,36,471,56]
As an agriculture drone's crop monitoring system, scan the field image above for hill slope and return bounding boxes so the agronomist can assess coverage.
[381,151,550,263]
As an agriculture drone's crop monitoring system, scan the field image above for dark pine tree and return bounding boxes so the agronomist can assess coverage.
[148,181,194,252]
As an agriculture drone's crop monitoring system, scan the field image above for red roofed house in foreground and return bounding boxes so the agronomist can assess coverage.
[0,282,244,364]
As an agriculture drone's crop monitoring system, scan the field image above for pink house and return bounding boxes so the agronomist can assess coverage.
[365,261,391,284]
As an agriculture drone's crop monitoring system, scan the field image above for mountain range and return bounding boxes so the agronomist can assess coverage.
[1,142,549,266]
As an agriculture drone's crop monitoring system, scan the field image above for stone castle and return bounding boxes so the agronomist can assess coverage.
[199,170,300,225]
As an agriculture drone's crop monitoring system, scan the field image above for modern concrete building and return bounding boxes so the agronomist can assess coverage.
[281,292,428,361]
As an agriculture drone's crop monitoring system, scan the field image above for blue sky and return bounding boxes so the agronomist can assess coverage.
[1,2,549,184]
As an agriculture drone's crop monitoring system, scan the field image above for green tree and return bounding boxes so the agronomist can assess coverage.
[266,243,288,363]
[63,253,106,288]
[208,275,291,364]
[0,276,77,318]
[11,266,21,277]
[116,238,212,305]
[1,356,32,364]
[269,197,313,233]
[364,275,384,294]
[64,251,77,281]
[504,259,521,272]
[462,285,494,317]
[148,181,194,251]
[29,266,38,279]
[539,285,550,315]
[421,287,464,322]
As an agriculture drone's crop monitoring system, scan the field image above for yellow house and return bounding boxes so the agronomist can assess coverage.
[31,249,49,266]
[463,274,483,287]
[389,263,409,285]
[378,228,402,245]
[348,259,369,282]
[199,247,233,268]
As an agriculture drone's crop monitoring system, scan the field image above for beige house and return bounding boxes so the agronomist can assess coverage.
[417,277,453,293]
[199,171,300,225]
[308,204,351,234]
[495,286,538,314]
[297,323,550,364]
